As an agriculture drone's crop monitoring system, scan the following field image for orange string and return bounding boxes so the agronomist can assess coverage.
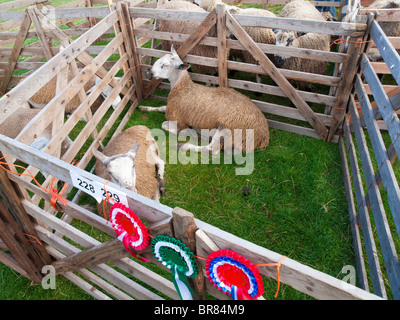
[329,37,373,48]
[0,155,69,211]
[256,255,287,298]
[23,233,42,245]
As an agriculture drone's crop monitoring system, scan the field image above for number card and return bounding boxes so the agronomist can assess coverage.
[70,170,128,207]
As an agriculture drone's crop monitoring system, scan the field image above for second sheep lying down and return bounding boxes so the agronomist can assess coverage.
[139,46,270,155]
[93,125,165,216]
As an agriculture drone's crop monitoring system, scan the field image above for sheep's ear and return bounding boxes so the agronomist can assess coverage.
[92,148,109,164]
[179,63,190,71]
[127,140,140,159]
[170,45,183,68]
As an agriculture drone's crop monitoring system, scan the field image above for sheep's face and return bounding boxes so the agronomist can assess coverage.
[107,156,137,191]
[93,142,139,193]
[274,30,298,67]
[151,46,184,80]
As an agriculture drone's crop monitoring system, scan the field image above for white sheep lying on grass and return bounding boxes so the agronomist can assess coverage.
[93,125,165,216]
[0,107,72,156]
[139,46,270,155]
[27,74,122,115]
[274,0,331,90]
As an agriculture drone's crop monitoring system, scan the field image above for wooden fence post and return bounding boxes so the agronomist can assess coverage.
[172,207,206,300]
[0,155,52,283]
[217,4,228,88]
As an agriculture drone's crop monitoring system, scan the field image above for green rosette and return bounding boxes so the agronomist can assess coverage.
[151,235,199,300]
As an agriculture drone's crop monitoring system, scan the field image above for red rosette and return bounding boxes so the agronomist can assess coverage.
[109,203,150,261]
[206,249,264,299]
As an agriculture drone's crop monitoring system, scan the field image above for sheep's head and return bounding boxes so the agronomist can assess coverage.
[151,46,187,80]
[274,30,306,67]
[93,141,140,193]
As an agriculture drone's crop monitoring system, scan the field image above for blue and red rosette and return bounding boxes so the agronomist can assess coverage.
[206,249,264,300]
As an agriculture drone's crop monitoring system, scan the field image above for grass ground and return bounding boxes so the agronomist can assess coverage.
[0,0,397,301]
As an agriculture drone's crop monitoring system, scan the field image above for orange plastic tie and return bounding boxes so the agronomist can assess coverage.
[256,255,287,298]
[0,156,69,211]
[48,177,69,212]
[23,233,42,245]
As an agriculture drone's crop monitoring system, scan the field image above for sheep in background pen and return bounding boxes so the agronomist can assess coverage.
[274,0,331,90]
[193,0,276,83]
[139,46,270,155]
[92,125,165,217]
[366,0,400,61]
[158,0,230,76]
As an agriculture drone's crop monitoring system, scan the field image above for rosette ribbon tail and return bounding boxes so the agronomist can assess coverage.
[120,231,150,263]
[231,285,253,300]
[172,265,196,300]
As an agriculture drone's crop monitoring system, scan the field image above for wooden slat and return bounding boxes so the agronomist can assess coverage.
[130,7,365,37]
[348,94,400,300]
[0,7,110,21]
[361,54,400,160]
[225,10,329,141]
[172,207,205,300]
[342,116,387,298]
[338,135,369,292]
[355,75,400,240]
[0,10,31,96]
[370,20,400,86]
[217,4,227,87]
[51,239,129,275]
[27,8,53,61]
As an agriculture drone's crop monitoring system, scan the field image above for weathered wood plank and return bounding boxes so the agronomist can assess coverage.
[217,4,227,87]
[348,93,400,300]
[355,75,400,241]
[172,207,205,300]
[342,115,387,298]
[361,54,400,160]
[370,20,400,86]
[0,10,31,96]
[0,7,110,21]
[130,7,365,37]
[338,135,369,292]
[51,238,129,275]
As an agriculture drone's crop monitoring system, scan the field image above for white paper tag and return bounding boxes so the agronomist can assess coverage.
[70,170,128,207]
